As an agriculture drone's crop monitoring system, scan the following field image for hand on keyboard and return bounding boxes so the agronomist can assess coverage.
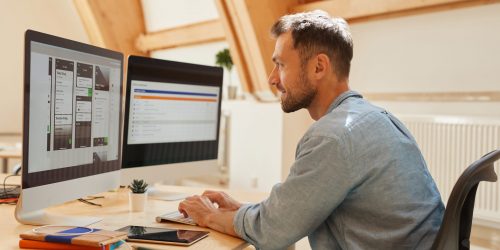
[156,210,196,225]
[202,190,242,211]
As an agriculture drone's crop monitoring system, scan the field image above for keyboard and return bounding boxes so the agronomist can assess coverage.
[156,210,196,225]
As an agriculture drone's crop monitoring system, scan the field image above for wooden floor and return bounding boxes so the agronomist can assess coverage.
[471,224,500,249]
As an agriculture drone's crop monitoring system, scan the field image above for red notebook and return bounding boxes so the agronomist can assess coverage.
[19,239,123,250]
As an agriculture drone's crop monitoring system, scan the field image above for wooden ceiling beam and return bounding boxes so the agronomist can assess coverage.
[215,0,303,100]
[215,0,254,94]
[73,0,147,57]
[135,19,225,53]
[291,0,500,23]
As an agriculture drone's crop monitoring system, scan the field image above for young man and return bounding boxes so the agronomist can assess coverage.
[179,11,444,249]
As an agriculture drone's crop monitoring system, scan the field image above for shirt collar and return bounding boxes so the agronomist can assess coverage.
[327,90,363,113]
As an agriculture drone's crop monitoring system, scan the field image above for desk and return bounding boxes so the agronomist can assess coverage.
[0,149,22,173]
[0,175,267,249]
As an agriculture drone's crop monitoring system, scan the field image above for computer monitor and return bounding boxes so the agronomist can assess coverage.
[121,56,223,199]
[15,30,123,226]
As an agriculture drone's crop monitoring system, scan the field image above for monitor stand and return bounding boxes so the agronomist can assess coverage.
[15,194,101,226]
[147,186,188,201]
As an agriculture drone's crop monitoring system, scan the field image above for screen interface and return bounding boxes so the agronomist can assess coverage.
[128,80,220,145]
[28,41,121,174]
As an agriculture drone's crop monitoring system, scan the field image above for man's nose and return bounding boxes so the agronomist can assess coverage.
[268,67,278,87]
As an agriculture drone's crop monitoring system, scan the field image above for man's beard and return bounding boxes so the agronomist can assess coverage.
[281,71,316,113]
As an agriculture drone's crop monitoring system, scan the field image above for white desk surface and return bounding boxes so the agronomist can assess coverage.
[0,174,267,249]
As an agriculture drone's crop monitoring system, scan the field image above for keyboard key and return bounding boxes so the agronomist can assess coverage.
[156,210,196,225]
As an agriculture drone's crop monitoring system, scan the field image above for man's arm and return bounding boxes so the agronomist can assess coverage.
[232,135,354,249]
[180,135,354,249]
[178,193,241,237]
[206,210,238,236]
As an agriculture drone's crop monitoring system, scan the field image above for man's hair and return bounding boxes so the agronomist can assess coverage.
[271,10,353,80]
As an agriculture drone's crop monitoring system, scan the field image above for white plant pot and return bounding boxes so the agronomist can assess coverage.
[228,85,237,100]
[129,192,147,212]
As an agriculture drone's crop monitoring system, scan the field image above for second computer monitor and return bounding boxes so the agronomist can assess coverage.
[122,56,223,185]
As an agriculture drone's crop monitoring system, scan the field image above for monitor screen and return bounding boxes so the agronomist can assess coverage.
[128,80,220,144]
[23,30,123,188]
[122,56,223,168]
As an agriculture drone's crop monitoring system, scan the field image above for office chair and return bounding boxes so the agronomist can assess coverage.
[431,149,500,250]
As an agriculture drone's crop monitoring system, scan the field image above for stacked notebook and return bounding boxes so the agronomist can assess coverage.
[19,226,128,250]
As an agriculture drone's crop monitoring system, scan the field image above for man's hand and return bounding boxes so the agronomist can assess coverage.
[178,195,218,227]
[178,191,241,237]
[202,190,242,211]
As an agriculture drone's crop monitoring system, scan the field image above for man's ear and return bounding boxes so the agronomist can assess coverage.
[314,53,330,80]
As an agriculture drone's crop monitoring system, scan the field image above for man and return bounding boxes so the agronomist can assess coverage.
[179,10,444,249]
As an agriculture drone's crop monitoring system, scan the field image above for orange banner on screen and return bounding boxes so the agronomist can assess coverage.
[134,95,217,102]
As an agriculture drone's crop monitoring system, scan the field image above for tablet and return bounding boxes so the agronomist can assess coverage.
[116,226,209,246]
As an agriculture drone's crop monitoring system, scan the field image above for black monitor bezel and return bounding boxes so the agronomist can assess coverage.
[122,55,223,168]
[23,30,124,188]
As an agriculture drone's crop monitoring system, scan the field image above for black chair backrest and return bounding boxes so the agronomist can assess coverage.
[431,149,500,250]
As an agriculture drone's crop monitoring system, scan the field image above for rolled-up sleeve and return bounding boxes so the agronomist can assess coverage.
[233,134,354,249]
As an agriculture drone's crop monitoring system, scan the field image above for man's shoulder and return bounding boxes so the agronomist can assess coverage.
[305,97,384,140]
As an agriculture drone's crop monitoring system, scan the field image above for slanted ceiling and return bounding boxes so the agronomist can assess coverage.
[74,0,500,102]
[73,0,147,57]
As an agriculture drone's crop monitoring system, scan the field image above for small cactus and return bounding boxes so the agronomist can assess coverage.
[128,179,148,194]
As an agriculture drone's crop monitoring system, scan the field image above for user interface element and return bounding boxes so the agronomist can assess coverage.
[128,80,220,145]
[28,41,121,173]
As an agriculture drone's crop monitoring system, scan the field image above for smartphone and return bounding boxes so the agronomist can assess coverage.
[116,226,209,246]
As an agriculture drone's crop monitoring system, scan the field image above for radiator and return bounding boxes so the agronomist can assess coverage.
[398,115,500,227]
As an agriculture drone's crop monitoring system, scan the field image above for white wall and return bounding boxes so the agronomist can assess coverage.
[349,3,500,117]
[151,41,243,100]
[224,100,283,191]
[0,0,88,133]
[224,100,313,191]
[142,0,219,32]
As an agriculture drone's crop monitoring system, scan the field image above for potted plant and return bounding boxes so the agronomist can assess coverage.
[128,179,148,212]
[215,48,237,99]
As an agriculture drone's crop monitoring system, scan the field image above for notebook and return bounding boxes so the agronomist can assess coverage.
[20,226,127,247]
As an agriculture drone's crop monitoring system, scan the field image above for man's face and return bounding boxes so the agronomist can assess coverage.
[269,33,317,113]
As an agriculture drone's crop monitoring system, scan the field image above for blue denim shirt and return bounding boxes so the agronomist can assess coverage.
[234,90,444,250]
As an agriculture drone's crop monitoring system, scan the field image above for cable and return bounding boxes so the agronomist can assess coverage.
[3,174,17,195]
[1,174,20,204]
[77,195,105,206]
[85,195,105,200]
[77,198,102,207]
[0,186,19,198]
